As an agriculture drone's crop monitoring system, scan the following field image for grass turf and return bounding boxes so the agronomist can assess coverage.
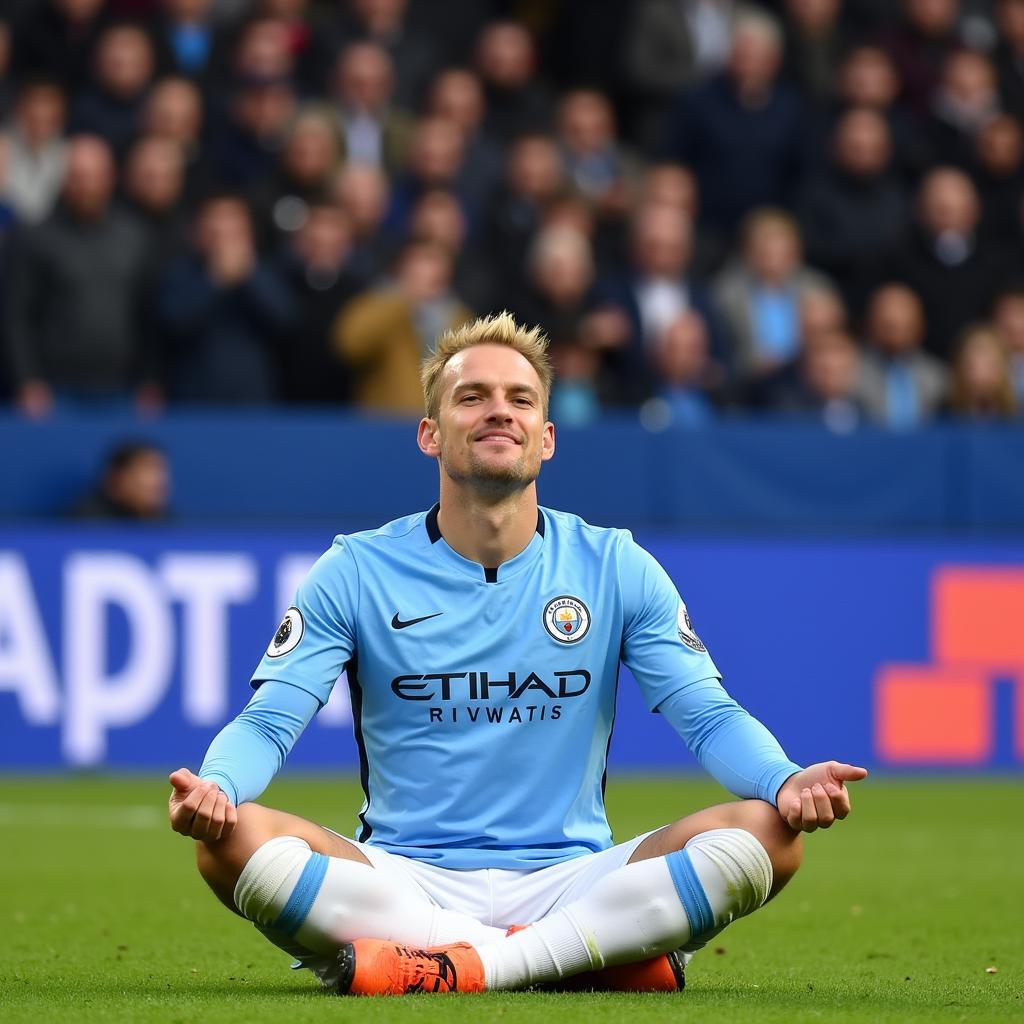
[0,775,1020,1023]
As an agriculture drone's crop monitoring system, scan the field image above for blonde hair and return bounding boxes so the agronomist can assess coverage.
[950,323,1016,417]
[421,312,553,419]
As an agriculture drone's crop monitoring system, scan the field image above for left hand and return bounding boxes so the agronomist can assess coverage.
[776,760,868,832]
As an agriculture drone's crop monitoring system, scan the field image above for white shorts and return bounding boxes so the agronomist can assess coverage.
[271,828,662,988]
[347,828,661,930]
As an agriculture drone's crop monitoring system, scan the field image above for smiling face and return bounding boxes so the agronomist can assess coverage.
[419,344,554,498]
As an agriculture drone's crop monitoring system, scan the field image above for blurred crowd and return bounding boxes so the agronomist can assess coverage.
[2,0,1024,429]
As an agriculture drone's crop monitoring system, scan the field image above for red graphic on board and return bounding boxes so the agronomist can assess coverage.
[874,568,1024,764]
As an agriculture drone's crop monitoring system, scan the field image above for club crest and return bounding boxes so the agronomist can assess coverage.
[267,606,304,657]
[677,601,706,652]
[543,595,591,644]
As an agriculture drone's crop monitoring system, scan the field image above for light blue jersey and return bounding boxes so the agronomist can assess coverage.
[240,505,749,869]
[200,504,800,869]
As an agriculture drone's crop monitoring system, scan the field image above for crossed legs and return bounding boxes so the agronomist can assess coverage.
[193,797,802,988]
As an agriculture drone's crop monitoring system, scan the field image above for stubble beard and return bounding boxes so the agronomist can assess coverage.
[440,444,540,498]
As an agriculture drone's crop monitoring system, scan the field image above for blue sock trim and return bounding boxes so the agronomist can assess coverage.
[272,852,329,936]
[665,849,715,938]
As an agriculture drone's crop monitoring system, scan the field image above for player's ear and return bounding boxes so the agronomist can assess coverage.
[540,420,555,462]
[417,417,441,457]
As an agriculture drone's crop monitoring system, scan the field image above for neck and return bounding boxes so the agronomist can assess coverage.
[435,479,539,569]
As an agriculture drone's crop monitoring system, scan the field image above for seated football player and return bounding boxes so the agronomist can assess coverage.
[169,313,866,995]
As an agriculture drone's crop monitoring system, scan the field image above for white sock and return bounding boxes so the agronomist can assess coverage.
[233,836,506,955]
[478,828,773,990]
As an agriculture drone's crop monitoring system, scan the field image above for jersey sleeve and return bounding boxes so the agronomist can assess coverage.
[656,681,801,804]
[250,537,358,705]
[199,679,320,805]
[619,534,721,710]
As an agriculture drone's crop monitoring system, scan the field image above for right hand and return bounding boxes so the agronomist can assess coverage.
[168,767,237,842]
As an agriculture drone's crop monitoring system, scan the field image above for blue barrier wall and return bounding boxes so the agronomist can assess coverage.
[3,412,1024,529]
[2,526,1021,774]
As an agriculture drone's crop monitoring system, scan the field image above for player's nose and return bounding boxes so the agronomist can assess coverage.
[483,394,515,421]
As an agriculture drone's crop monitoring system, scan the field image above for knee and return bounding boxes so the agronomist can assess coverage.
[194,803,276,910]
[733,801,803,897]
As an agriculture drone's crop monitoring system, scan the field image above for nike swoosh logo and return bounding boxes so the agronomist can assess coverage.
[391,611,444,630]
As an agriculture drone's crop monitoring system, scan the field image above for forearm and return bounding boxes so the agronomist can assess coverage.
[198,680,319,805]
[658,680,802,805]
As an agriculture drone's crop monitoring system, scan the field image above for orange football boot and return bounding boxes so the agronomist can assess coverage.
[504,926,685,992]
[557,950,686,992]
[335,939,487,995]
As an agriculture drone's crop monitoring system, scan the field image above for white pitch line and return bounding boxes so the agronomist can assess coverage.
[0,804,164,828]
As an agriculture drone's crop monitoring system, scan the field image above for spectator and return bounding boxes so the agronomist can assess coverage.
[926,49,1001,168]
[259,0,315,81]
[799,107,908,316]
[474,21,553,142]
[621,0,736,149]
[70,22,158,157]
[887,166,1006,358]
[539,191,597,249]
[386,115,470,236]
[947,323,1017,419]
[763,327,867,431]
[636,161,725,273]
[882,0,965,116]
[334,0,439,111]
[122,134,188,259]
[484,133,565,298]
[331,42,413,174]
[274,201,364,403]
[333,161,391,279]
[156,193,296,402]
[991,286,1024,406]
[519,223,650,407]
[427,67,502,213]
[3,80,68,225]
[972,113,1024,248]
[333,238,472,415]
[831,44,930,181]
[638,162,699,221]
[252,104,342,241]
[228,17,294,86]
[556,89,638,220]
[781,0,844,106]
[4,135,155,418]
[141,75,206,195]
[515,224,596,339]
[596,203,729,398]
[72,440,171,521]
[664,6,805,244]
[713,207,833,383]
[210,77,295,188]
[152,0,223,83]
[409,188,491,312]
[647,310,728,426]
[857,283,948,427]
[142,74,204,149]
[799,283,848,345]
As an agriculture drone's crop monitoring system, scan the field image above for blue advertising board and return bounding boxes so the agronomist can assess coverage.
[1,526,1022,773]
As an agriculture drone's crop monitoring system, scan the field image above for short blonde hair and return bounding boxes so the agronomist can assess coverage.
[421,311,553,419]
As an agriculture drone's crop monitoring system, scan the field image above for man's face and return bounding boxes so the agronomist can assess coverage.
[420,344,554,497]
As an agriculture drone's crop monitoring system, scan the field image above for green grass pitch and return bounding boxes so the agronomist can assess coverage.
[1,775,1021,1023]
